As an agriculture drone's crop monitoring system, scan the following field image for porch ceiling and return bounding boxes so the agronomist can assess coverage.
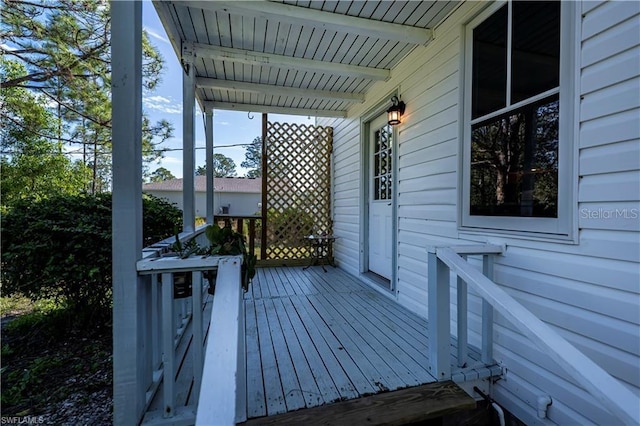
[153,1,459,117]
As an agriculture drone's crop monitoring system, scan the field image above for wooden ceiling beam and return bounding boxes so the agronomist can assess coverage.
[193,44,390,81]
[196,77,365,103]
[203,101,347,118]
[176,1,433,46]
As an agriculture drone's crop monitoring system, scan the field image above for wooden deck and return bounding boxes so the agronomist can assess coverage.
[243,265,492,421]
[146,265,499,424]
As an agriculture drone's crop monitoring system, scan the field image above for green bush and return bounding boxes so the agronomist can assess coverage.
[0,193,182,327]
[142,193,183,246]
[267,207,314,246]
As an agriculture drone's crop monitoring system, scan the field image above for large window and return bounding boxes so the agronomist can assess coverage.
[462,1,575,237]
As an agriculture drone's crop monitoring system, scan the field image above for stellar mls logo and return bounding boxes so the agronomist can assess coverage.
[580,208,639,220]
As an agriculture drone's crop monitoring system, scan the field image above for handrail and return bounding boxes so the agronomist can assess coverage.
[137,254,222,422]
[196,256,247,425]
[435,246,639,425]
[133,226,246,424]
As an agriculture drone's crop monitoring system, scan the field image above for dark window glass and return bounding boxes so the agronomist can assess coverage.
[511,2,560,103]
[472,5,508,119]
[373,124,393,201]
[470,95,559,217]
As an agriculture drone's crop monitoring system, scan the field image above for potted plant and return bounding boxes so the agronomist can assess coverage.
[200,224,257,293]
[164,224,256,295]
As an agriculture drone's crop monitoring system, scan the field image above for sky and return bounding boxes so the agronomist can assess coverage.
[141,1,314,179]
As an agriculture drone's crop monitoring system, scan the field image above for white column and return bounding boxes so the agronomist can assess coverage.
[182,42,196,231]
[205,108,214,224]
[111,1,146,424]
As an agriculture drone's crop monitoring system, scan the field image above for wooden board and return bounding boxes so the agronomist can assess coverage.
[240,381,476,426]
[240,264,504,422]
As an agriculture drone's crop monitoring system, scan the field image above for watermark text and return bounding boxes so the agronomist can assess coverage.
[580,208,639,220]
[1,417,45,425]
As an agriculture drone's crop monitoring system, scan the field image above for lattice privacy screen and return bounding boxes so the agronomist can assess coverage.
[264,122,333,261]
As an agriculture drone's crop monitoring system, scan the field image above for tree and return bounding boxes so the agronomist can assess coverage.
[0,0,173,193]
[196,153,237,177]
[241,136,262,178]
[470,99,559,217]
[149,167,176,182]
[1,61,90,207]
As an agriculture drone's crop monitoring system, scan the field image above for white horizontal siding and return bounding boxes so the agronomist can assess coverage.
[323,1,640,424]
[579,170,640,202]
[580,139,640,175]
[319,114,361,276]
[580,108,640,149]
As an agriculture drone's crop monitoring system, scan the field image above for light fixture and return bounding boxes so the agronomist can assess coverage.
[387,95,406,126]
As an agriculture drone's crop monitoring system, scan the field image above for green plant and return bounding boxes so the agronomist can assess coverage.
[267,206,314,246]
[170,232,200,259]
[142,193,183,246]
[201,224,257,291]
[1,193,182,329]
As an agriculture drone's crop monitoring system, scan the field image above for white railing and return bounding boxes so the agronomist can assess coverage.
[132,225,244,425]
[137,255,223,423]
[196,256,247,426]
[428,245,639,424]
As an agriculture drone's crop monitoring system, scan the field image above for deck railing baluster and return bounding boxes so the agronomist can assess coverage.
[481,255,494,364]
[456,255,468,368]
[151,274,160,370]
[248,219,256,256]
[192,271,204,402]
[161,272,175,418]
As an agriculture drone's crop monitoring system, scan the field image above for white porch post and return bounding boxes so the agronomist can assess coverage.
[205,108,214,223]
[427,249,451,380]
[111,1,146,424]
[182,42,196,231]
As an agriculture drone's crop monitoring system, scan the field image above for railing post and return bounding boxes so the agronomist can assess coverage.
[192,271,204,402]
[248,219,256,257]
[428,249,451,380]
[456,255,468,368]
[481,254,494,364]
[151,274,161,370]
[162,272,175,418]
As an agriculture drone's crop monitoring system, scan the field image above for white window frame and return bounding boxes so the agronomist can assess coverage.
[460,0,578,240]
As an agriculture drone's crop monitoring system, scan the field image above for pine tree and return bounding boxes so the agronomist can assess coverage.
[0,0,173,193]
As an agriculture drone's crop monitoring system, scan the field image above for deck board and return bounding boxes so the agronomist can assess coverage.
[241,381,476,426]
[271,297,324,407]
[254,298,287,416]
[244,299,266,418]
[263,297,307,412]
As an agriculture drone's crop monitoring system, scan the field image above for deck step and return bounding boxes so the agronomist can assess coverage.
[240,381,476,426]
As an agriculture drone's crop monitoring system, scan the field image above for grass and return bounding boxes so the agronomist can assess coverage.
[0,295,56,317]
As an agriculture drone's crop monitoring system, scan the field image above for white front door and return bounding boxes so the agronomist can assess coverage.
[368,114,393,280]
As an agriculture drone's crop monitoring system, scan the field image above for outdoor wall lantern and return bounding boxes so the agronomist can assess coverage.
[387,95,406,126]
